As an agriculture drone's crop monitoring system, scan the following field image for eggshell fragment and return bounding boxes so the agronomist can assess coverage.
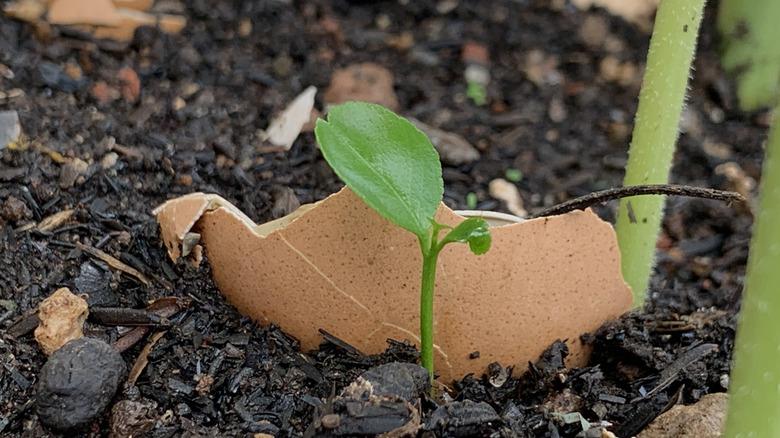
[48,0,122,26]
[154,188,631,382]
[34,287,89,355]
[264,86,318,150]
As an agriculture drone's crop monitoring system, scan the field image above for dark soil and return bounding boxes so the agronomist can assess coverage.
[0,0,766,436]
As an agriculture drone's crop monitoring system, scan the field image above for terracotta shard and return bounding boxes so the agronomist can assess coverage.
[154,188,631,382]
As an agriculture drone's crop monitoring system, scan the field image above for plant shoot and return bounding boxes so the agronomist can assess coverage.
[616,0,706,305]
[315,102,492,381]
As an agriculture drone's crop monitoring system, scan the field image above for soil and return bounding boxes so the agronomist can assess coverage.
[0,0,767,436]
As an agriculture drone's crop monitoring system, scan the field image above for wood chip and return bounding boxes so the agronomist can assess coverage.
[126,330,165,386]
[75,242,151,286]
[36,209,74,232]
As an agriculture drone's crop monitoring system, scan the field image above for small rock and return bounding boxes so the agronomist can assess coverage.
[409,118,480,165]
[36,337,126,431]
[579,15,609,48]
[637,393,728,438]
[238,18,252,37]
[118,67,141,103]
[37,61,84,92]
[272,54,294,77]
[110,399,158,438]
[1,195,31,222]
[715,162,755,199]
[523,50,562,87]
[101,152,119,170]
[63,62,83,81]
[347,362,429,401]
[34,287,88,355]
[0,110,21,150]
[462,41,489,65]
[59,158,89,188]
[489,179,527,217]
[426,400,501,437]
[270,186,301,218]
[91,81,120,105]
[548,96,568,123]
[323,63,399,111]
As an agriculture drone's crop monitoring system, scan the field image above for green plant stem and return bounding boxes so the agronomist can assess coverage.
[616,0,706,306]
[724,107,780,437]
[419,236,441,382]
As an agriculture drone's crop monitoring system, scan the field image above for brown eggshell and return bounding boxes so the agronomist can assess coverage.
[91,8,186,42]
[48,0,122,26]
[154,187,631,382]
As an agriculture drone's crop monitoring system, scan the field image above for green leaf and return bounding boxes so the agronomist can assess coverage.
[718,0,780,110]
[440,217,491,255]
[315,102,443,237]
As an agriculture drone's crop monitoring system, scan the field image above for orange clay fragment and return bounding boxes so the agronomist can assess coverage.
[154,187,631,382]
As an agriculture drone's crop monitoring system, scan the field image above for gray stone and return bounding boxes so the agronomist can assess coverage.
[0,110,20,150]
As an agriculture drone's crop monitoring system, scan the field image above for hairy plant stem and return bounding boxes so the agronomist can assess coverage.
[724,107,780,437]
[616,0,706,306]
[419,233,441,383]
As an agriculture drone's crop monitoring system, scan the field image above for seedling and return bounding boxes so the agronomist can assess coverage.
[616,0,706,305]
[315,102,492,381]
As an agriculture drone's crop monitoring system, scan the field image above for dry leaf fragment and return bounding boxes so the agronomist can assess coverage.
[264,86,317,150]
[75,242,152,286]
[154,188,631,382]
[34,288,88,355]
[489,178,528,217]
[36,209,74,232]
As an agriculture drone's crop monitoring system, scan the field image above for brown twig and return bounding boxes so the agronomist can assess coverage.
[531,184,746,218]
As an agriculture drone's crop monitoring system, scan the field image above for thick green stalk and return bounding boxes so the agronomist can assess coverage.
[419,237,440,382]
[616,0,706,306]
[724,107,780,437]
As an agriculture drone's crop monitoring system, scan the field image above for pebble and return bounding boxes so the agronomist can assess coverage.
[59,158,89,188]
[0,110,21,150]
[36,337,126,431]
[37,61,84,92]
[579,15,609,48]
[91,80,120,105]
[410,118,480,165]
[118,67,141,103]
[270,186,301,218]
[101,152,119,170]
[1,195,31,222]
[34,287,88,355]
[323,63,399,111]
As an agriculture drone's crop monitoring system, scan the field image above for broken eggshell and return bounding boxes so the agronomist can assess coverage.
[153,187,631,382]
